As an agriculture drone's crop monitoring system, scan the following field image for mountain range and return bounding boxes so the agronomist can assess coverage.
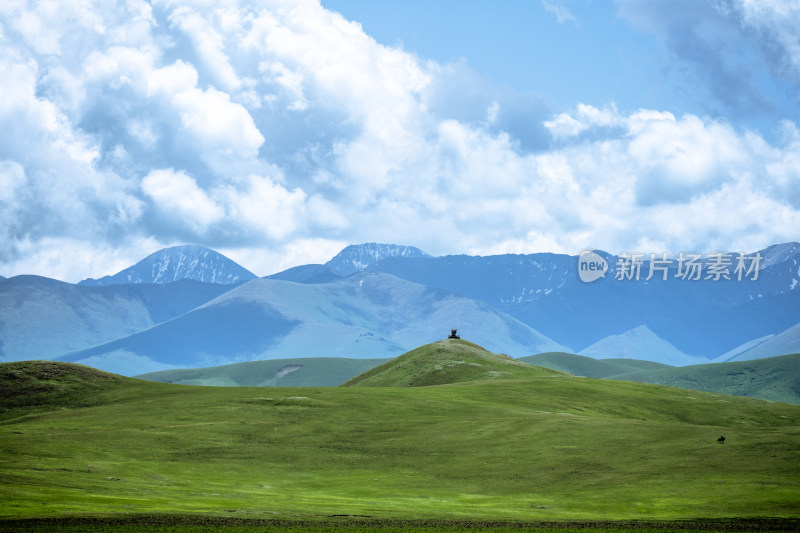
[358,243,800,360]
[1,241,798,375]
[58,271,566,375]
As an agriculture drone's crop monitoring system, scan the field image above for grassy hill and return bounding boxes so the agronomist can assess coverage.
[520,352,671,378]
[615,353,800,404]
[1,359,799,526]
[137,357,389,387]
[0,361,147,421]
[342,338,565,387]
[522,352,800,405]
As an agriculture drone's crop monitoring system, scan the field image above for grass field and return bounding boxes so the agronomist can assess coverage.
[519,353,672,379]
[614,354,800,404]
[521,352,800,404]
[1,354,799,531]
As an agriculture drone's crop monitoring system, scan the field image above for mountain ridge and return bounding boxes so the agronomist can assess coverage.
[4,241,798,373]
[325,242,430,275]
[362,243,800,359]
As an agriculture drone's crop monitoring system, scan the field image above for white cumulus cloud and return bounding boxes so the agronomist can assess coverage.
[141,168,224,234]
[0,0,797,280]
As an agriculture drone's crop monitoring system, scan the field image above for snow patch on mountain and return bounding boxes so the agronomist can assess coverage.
[759,242,800,268]
[79,245,257,286]
[325,243,431,276]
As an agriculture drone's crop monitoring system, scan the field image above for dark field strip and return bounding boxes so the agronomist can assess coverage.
[1,516,798,532]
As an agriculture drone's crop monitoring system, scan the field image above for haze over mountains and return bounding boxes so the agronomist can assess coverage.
[0,275,232,362]
[1,242,798,375]
[362,243,800,361]
[59,271,565,375]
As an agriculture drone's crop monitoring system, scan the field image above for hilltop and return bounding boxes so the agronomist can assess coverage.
[342,338,564,387]
[0,361,140,420]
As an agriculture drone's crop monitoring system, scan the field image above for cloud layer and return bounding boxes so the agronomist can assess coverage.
[0,0,798,280]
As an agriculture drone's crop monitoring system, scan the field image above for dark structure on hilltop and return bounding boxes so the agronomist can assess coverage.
[449,329,460,339]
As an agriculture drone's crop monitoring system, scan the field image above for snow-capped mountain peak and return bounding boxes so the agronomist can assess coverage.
[79,245,257,286]
[759,242,800,268]
[324,243,431,275]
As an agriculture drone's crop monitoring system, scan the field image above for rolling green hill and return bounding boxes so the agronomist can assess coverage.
[1,358,799,526]
[136,357,389,387]
[614,353,800,404]
[520,352,671,378]
[0,360,147,421]
[342,338,565,387]
[522,352,800,405]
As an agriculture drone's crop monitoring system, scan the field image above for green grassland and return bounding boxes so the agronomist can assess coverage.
[520,353,672,379]
[134,347,800,407]
[2,364,799,522]
[521,352,800,404]
[614,354,800,404]
[137,357,389,387]
[1,342,800,532]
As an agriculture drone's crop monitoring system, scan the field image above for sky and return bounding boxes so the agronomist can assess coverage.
[0,0,799,282]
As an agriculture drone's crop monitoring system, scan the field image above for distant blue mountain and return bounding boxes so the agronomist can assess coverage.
[58,272,566,375]
[579,325,705,366]
[79,245,257,286]
[6,242,799,373]
[362,244,800,360]
[324,243,430,275]
[720,321,800,362]
[0,275,233,361]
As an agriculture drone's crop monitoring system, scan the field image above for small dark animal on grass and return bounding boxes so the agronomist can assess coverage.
[718,435,725,444]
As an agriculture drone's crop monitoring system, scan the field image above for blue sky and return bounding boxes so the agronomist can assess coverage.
[0,0,798,281]
[324,1,658,112]
[324,0,798,137]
